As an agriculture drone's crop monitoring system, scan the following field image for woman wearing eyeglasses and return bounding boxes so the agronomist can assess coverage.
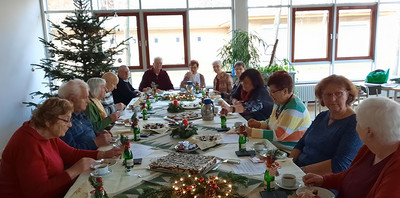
[290,75,363,176]
[0,97,121,198]
[245,71,312,146]
[219,69,273,121]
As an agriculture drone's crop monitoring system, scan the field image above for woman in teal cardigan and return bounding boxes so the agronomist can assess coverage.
[85,78,120,133]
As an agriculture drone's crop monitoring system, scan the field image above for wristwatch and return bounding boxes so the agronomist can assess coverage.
[231,106,236,113]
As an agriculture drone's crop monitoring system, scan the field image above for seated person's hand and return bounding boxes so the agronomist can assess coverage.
[99,147,122,158]
[65,157,96,179]
[302,173,324,187]
[184,72,191,78]
[156,89,163,93]
[213,90,221,95]
[116,103,126,111]
[232,99,241,105]
[143,87,151,92]
[247,119,261,128]
[109,111,120,122]
[218,100,229,109]
[94,132,112,147]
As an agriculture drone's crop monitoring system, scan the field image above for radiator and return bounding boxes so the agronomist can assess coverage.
[295,84,316,103]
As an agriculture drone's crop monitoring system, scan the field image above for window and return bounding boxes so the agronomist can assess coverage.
[144,12,188,69]
[292,5,377,63]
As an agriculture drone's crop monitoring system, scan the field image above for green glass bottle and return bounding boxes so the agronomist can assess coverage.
[238,125,247,152]
[146,99,152,110]
[220,115,227,128]
[195,84,200,94]
[133,125,141,141]
[142,109,148,120]
[123,144,134,171]
[238,135,246,152]
[264,170,275,191]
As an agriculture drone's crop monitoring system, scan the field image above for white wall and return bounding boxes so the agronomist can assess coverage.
[0,0,46,156]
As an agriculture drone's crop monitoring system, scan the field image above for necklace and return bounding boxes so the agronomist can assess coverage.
[275,94,293,119]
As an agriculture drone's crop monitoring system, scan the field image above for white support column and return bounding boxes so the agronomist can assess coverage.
[233,0,248,32]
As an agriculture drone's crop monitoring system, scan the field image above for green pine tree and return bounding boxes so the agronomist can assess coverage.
[24,0,130,107]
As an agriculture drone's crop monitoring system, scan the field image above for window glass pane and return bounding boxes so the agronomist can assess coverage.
[141,0,186,9]
[376,4,400,76]
[248,8,289,66]
[292,0,333,5]
[189,9,232,84]
[296,64,330,82]
[334,62,372,80]
[189,0,231,8]
[46,0,75,11]
[248,0,289,7]
[337,9,372,58]
[101,15,140,67]
[93,0,139,10]
[294,10,330,60]
[147,15,185,65]
[47,13,71,50]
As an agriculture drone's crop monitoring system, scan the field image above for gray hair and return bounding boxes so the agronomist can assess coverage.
[154,57,162,62]
[58,79,89,99]
[357,97,400,144]
[87,78,106,98]
[212,60,222,66]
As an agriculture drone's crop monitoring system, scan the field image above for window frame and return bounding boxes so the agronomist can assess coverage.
[335,5,377,61]
[291,4,377,63]
[143,11,189,69]
[95,12,143,70]
[291,7,334,63]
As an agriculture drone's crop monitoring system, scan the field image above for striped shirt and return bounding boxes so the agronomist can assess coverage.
[252,97,311,142]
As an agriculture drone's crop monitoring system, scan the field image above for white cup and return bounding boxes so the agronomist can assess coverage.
[94,164,109,175]
[281,173,296,187]
[214,106,219,115]
[254,142,265,151]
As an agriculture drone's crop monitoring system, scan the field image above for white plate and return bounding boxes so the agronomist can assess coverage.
[115,120,125,125]
[174,144,199,153]
[125,123,132,127]
[181,103,200,110]
[276,179,302,190]
[90,169,113,177]
[296,187,335,198]
[141,123,168,133]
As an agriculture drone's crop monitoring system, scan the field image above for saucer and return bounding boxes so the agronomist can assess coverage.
[275,179,302,190]
[90,169,113,177]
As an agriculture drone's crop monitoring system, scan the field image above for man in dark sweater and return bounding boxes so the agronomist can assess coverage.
[112,66,140,105]
[139,57,174,92]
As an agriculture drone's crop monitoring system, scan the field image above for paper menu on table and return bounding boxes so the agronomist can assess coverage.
[130,143,154,159]
[230,159,266,175]
[220,133,239,144]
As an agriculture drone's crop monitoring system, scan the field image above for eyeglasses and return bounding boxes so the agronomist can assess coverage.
[268,87,284,94]
[322,90,347,98]
[57,117,71,124]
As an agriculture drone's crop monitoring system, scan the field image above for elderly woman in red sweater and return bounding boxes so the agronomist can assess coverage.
[0,98,121,198]
[302,97,400,198]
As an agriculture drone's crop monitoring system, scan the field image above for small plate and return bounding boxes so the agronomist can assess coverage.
[90,169,113,177]
[103,159,117,166]
[296,187,335,198]
[125,123,132,127]
[174,144,199,153]
[276,179,302,190]
[115,120,125,125]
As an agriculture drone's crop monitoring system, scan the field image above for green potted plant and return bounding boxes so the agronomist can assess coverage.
[255,58,296,83]
[218,30,267,71]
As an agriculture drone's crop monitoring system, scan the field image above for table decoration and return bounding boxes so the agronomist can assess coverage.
[170,119,198,139]
[89,176,109,198]
[138,172,248,198]
[167,100,185,113]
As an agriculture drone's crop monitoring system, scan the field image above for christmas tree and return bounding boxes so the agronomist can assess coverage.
[25,0,130,106]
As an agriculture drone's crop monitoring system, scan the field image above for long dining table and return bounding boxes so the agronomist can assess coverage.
[64,92,305,198]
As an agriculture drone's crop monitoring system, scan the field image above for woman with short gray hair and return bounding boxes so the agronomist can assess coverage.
[303,97,400,197]
[85,77,120,133]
